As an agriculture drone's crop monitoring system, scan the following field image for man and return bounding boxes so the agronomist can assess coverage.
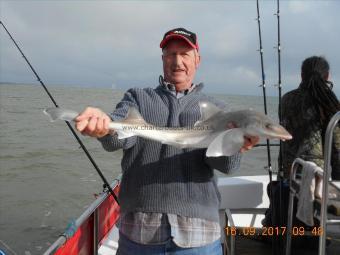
[76,28,259,255]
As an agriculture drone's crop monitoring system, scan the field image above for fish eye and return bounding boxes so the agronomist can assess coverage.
[265,123,273,129]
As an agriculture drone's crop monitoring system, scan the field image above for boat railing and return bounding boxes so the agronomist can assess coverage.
[319,111,340,254]
[43,175,121,255]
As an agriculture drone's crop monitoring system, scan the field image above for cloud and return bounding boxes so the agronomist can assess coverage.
[288,1,331,14]
[1,0,340,96]
[288,1,314,14]
[207,23,255,59]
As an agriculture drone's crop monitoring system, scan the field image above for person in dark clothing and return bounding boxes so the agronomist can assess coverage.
[280,55,340,180]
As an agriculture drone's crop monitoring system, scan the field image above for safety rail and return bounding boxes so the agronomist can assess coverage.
[43,176,121,255]
[319,111,340,254]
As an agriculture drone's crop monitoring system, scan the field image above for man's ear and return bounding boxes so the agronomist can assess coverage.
[195,54,201,69]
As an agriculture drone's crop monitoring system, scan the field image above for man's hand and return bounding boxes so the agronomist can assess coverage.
[75,107,112,138]
[240,135,260,153]
[226,122,260,153]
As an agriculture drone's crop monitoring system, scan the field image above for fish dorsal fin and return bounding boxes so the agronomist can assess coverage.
[194,101,222,127]
[116,107,147,140]
[122,107,147,125]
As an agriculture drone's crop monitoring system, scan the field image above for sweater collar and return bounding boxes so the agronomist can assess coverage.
[158,75,204,98]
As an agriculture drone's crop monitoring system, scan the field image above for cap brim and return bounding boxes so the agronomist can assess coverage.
[160,34,198,50]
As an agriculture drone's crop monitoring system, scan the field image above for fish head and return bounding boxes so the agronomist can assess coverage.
[243,110,292,140]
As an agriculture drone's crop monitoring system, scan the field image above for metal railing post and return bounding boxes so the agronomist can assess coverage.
[318,112,340,255]
[319,111,340,255]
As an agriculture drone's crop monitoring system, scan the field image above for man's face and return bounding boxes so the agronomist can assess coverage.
[162,40,200,92]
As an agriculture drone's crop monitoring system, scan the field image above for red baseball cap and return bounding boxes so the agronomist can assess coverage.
[160,28,199,50]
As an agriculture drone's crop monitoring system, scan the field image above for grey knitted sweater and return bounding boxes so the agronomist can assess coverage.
[98,83,241,222]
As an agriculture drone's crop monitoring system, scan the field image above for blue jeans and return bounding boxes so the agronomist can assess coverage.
[117,232,223,255]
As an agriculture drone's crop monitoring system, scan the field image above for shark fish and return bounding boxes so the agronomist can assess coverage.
[44,101,292,157]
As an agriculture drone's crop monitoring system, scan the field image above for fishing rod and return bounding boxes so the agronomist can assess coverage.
[256,0,273,181]
[256,2,277,255]
[275,0,284,180]
[0,20,119,205]
[255,143,279,147]
[274,1,285,254]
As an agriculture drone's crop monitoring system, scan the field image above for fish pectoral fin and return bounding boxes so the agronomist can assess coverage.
[206,128,244,157]
[122,107,148,125]
[116,130,135,139]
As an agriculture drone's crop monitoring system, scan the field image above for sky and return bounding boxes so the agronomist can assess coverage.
[0,0,340,96]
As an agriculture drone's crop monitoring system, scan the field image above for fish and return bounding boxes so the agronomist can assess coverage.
[43,101,292,157]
